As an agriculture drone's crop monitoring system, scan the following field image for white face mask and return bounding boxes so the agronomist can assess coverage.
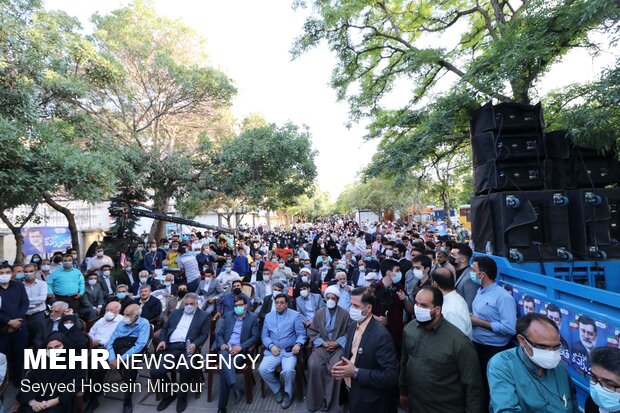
[140,277,148,283]
[301,276,308,283]
[0,275,11,284]
[300,290,309,298]
[385,250,394,257]
[123,316,133,325]
[523,338,561,370]
[413,269,425,280]
[326,299,337,309]
[103,270,111,277]
[96,251,104,257]
[349,306,367,322]
[251,267,257,273]
[63,323,74,330]
[414,305,433,322]
[164,281,172,287]
[41,265,51,271]
[88,279,98,286]
[104,311,116,321]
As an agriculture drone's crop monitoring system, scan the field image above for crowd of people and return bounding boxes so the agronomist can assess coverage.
[0,217,618,413]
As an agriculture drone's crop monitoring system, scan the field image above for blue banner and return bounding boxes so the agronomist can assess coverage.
[21,227,72,255]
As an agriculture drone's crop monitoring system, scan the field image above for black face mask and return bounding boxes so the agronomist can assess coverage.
[53,257,62,264]
[233,287,242,295]
[448,256,456,266]
[177,290,187,298]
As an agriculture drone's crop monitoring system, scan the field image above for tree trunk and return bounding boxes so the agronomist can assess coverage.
[266,209,271,230]
[441,190,453,229]
[0,206,38,265]
[43,193,80,256]
[149,195,170,242]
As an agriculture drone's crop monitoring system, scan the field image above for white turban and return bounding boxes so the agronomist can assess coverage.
[324,285,341,298]
[300,268,311,275]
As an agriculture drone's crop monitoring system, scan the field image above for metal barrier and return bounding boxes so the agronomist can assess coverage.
[480,254,620,407]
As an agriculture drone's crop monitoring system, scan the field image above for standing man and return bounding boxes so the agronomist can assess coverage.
[470,256,517,403]
[23,264,47,346]
[258,293,306,409]
[306,286,351,413]
[332,287,399,413]
[47,254,85,312]
[432,268,472,338]
[450,243,479,311]
[400,287,484,413]
[214,296,260,413]
[488,313,579,412]
[177,246,201,293]
[0,263,29,385]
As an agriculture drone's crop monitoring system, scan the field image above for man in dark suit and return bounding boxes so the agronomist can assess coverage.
[151,292,210,412]
[133,284,162,322]
[98,264,118,301]
[33,301,73,349]
[213,296,260,413]
[130,270,160,296]
[79,273,105,321]
[332,287,399,413]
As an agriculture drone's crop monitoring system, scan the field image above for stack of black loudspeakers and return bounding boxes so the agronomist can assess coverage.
[470,101,620,262]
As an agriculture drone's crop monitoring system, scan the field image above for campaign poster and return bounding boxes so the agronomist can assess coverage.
[21,227,71,255]
[569,312,608,375]
[542,303,571,365]
[518,294,540,317]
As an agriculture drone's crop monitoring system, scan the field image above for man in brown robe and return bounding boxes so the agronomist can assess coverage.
[306,285,352,412]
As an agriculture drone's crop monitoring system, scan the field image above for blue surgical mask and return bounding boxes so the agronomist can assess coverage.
[15,273,24,280]
[391,271,402,284]
[234,306,245,316]
[590,382,620,412]
[116,292,127,299]
[470,271,482,285]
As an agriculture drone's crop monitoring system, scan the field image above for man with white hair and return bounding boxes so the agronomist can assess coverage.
[332,271,352,311]
[306,285,351,412]
[130,269,159,296]
[88,301,123,348]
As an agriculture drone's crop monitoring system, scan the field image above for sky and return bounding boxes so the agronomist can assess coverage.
[45,0,618,201]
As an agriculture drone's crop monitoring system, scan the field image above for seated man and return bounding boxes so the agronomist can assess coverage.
[57,314,87,350]
[295,282,325,328]
[258,293,306,409]
[162,283,188,323]
[306,285,351,412]
[151,293,210,413]
[214,280,251,321]
[97,264,117,301]
[88,301,123,348]
[101,304,150,413]
[133,284,162,322]
[585,346,620,413]
[33,301,73,349]
[79,272,104,321]
[214,296,260,413]
[130,270,160,296]
[158,273,177,297]
[488,313,579,412]
[113,284,133,312]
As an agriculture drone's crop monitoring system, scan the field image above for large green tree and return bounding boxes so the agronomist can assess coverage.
[294,0,620,202]
[82,0,236,241]
[0,0,116,261]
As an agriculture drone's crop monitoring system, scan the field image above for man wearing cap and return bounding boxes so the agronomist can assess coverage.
[295,282,325,328]
[306,285,351,412]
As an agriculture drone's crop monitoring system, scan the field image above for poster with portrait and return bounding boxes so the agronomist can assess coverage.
[518,294,541,317]
[541,303,571,364]
[21,227,71,255]
[569,312,608,374]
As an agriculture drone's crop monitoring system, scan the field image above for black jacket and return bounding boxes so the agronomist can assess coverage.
[340,317,399,413]
[213,311,260,351]
[159,308,210,348]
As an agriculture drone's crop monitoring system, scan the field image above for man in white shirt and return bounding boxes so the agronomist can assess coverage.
[432,267,472,338]
[88,301,123,348]
[23,263,48,346]
[176,246,201,292]
[216,262,241,291]
[86,246,114,272]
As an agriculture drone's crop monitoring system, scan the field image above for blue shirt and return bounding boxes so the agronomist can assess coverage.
[232,256,250,276]
[488,347,579,413]
[106,316,150,362]
[337,287,351,311]
[228,317,243,347]
[262,308,306,355]
[472,282,517,346]
[47,267,85,296]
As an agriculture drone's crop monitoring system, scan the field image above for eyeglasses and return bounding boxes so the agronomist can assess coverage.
[522,336,561,351]
[589,372,620,393]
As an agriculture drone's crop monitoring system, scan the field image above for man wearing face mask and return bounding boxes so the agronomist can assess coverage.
[79,272,104,321]
[130,269,159,296]
[47,254,84,313]
[159,273,178,297]
[585,346,620,413]
[0,263,29,384]
[98,264,118,301]
[86,246,113,272]
[88,301,123,349]
[295,282,325,328]
[330,272,352,311]
[114,284,133,312]
[151,293,210,412]
[145,241,166,272]
[470,256,517,405]
[213,296,260,413]
[273,258,293,288]
[38,259,52,281]
[488,313,579,412]
[103,304,150,413]
[34,301,71,349]
[23,263,48,346]
[177,246,201,293]
[400,287,484,413]
[332,287,398,413]
[307,285,351,413]
[372,265,407,356]
[133,284,162,322]
[217,262,241,291]
[197,271,224,315]
[451,243,479,311]
[405,255,433,311]
[215,280,251,321]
